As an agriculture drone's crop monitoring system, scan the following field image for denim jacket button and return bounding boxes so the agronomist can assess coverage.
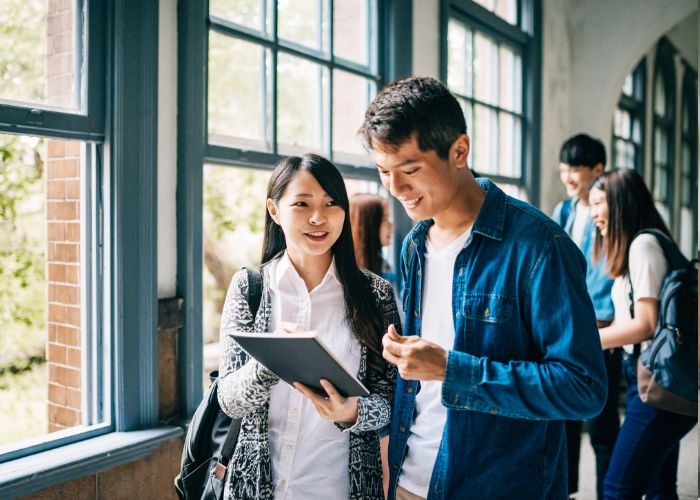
[490,407,499,415]
[406,386,413,393]
[399,425,406,432]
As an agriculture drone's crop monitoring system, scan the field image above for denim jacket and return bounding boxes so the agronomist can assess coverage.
[387,180,607,499]
[552,197,614,321]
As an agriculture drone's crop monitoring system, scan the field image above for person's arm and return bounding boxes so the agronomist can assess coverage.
[440,235,607,421]
[217,269,280,418]
[599,297,657,349]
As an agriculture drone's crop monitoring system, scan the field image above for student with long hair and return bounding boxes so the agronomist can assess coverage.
[589,168,697,498]
[217,153,399,500]
[349,193,395,283]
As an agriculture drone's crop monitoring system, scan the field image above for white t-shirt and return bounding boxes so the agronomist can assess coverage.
[398,228,471,497]
[610,233,668,353]
[267,253,360,500]
[570,202,591,247]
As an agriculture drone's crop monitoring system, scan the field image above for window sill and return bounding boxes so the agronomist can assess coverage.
[0,426,183,498]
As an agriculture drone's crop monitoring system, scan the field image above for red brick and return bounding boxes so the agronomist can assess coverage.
[66,347,81,368]
[64,140,81,157]
[48,262,67,282]
[65,305,81,327]
[47,222,66,241]
[66,222,81,242]
[54,324,80,345]
[55,242,79,261]
[47,179,66,199]
[48,303,67,323]
[66,387,82,409]
[64,265,80,284]
[47,140,66,158]
[49,382,67,406]
[47,200,79,221]
[64,179,80,200]
[55,283,79,304]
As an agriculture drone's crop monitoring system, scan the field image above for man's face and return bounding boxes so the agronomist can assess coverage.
[373,136,469,222]
[558,162,603,201]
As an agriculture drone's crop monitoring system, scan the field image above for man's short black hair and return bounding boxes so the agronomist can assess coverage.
[559,134,606,168]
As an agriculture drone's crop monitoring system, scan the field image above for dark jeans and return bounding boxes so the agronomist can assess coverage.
[602,353,697,499]
[566,348,622,498]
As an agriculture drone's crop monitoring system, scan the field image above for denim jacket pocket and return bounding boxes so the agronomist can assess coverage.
[463,294,515,359]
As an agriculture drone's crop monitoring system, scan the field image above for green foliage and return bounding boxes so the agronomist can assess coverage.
[0,0,46,103]
[0,134,46,369]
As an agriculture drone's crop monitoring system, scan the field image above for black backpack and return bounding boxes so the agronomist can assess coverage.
[174,267,263,500]
[630,230,698,416]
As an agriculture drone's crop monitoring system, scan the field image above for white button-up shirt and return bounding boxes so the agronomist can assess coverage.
[267,253,360,500]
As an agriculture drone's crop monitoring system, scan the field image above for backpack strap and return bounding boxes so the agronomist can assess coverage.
[245,266,263,318]
[214,267,262,476]
[627,229,684,355]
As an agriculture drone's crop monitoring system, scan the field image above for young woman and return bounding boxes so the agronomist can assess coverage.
[589,168,697,499]
[217,153,399,500]
[349,193,395,283]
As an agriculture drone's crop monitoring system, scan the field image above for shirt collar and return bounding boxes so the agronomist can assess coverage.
[274,251,340,290]
[409,178,508,248]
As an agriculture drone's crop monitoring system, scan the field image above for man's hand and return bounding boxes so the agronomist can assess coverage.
[382,324,447,381]
[293,379,359,425]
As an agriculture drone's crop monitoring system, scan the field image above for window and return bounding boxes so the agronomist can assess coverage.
[0,0,108,458]
[207,0,380,165]
[651,41,675,227]
[612,60,645,171]
[178,0,387,400]
[444,0,537,201]
[1,1,170,495]
[678,67,697,257]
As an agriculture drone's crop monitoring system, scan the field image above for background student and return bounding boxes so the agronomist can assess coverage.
[217,153,400,500]
[359,76,607,500]
[589,168,697,498]
[552,133,619,499]
[349,192,396,285]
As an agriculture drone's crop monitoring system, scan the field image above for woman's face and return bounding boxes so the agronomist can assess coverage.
[379,199,393,247]
[589,186,609,236]
[267,169,345,263]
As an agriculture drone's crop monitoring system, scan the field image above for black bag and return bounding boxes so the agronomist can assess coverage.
[174,267,263,500]
[630,230,698,417]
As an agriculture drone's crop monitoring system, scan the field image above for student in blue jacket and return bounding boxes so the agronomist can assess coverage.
[552,133,619,499]
[359,76,607,500]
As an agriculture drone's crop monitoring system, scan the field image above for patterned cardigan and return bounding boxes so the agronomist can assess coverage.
[217,261,400,500]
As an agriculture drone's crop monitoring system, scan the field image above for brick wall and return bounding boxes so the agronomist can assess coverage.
[45,0,81,432]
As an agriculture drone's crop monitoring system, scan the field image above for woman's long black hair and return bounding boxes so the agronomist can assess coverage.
[262,153,385,370]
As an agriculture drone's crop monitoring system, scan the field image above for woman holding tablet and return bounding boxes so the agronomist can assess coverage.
[217,153,400,500]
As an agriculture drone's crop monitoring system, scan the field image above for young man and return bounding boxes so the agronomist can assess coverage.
[553,134,619,500]
[359,76,607,500]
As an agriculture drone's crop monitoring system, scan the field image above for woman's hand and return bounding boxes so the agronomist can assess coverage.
[274,321,306,334]
[293,379,359,425]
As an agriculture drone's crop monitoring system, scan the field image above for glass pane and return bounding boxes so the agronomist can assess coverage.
[473,104,498,174]
[277,54,328,155]
[1,0,80,111]
[499,46,521,112]
[333,0,372,66]
[447,20,473,97]
[494,0,518,25]
[499,183,528,201]
[613,109,631,138]
[474,32,498,105]
[680,143,691,206]
[498,113,521,177]
[0,134,103,450]
[332,70,373,164]
[208,33,271,150]
[621,73,634,97]
[473,0,517,25]
[278,0,328,52]
[653,74,666,116]
[209,0,272,34]
[202,165,268,381]
[679,207,693,258]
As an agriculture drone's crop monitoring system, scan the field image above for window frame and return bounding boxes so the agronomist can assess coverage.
[650,39,676,227]
[440,0,541,203]
[678,65,698,254]
[611,59,646,172]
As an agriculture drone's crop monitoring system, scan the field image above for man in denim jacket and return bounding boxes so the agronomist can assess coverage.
[359,76,607,499]
[552,134,618,500]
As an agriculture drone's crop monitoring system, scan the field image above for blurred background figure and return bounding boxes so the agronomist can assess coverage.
[349,193,396,285]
